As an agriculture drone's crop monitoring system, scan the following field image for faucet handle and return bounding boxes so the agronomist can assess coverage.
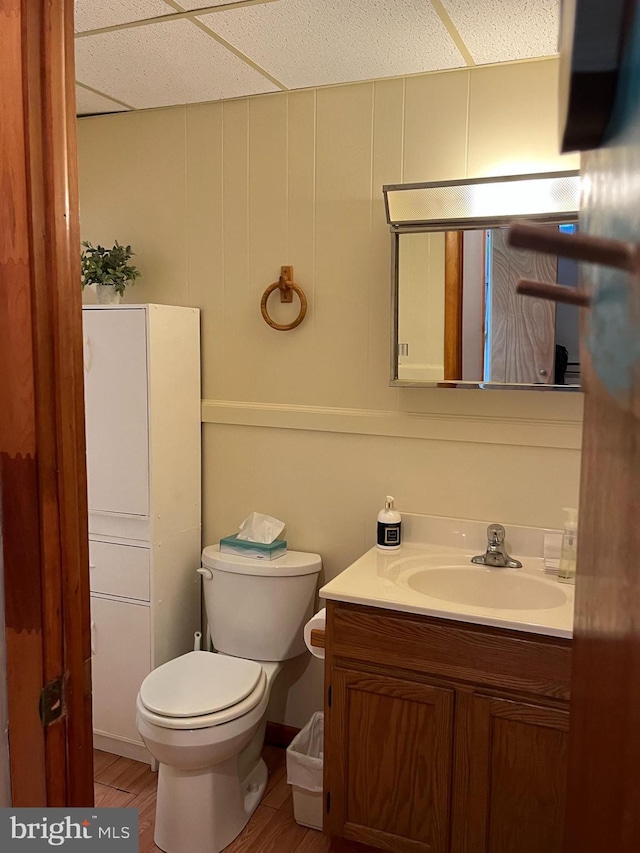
[472,524,523,569]
[487,524,505,545]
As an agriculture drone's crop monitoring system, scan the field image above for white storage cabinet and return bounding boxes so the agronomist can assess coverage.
[83,304,201,764]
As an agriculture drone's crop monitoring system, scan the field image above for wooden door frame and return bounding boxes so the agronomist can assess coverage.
[0,0,93,805]
[444,231,464,381]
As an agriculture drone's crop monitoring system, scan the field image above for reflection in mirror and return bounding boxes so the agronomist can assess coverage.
[384,171,582,391]
[396,225,581,387]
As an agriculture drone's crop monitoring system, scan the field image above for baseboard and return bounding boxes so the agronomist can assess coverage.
[96,724,298,760]
[93,732,153,766]
[265,721,300,749]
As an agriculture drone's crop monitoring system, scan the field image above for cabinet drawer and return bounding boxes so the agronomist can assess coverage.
[89,540,150,601]
[329,602,572,701]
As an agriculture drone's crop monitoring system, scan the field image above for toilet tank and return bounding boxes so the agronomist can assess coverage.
[200,546,322,661]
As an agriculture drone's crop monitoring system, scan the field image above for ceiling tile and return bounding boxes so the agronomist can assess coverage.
[76,85,130,115]
[75,0,173,33]
[75,20,278,109]
[441,0,560,65]
[198,0,465,89]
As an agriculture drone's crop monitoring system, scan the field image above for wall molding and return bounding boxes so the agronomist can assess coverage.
[201,400,583,450]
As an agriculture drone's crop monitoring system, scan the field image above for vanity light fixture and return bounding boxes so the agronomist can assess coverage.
[383,171,581,232]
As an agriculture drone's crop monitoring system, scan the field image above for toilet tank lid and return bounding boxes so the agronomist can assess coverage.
[202,545,322,577]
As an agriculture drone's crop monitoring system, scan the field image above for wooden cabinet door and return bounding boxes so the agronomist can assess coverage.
[326,668,454,853]
[83,308,150,516]
[90,596,151,746]
[452,693,569,853]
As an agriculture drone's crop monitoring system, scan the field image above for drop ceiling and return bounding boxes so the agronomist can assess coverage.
[75,0,560,115]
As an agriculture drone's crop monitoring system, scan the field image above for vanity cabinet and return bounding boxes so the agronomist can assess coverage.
[83,304,202,764]
[324,601,571,853]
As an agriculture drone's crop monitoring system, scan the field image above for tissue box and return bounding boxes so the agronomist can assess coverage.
[219,534,288,561]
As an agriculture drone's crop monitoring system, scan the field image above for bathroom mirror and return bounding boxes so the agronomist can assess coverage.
[384,171,582,390]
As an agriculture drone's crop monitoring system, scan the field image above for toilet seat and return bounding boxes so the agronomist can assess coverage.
[138,651,267,730]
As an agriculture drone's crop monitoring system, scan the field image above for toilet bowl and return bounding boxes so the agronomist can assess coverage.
[135,546,322,853]
[136,652,281,853]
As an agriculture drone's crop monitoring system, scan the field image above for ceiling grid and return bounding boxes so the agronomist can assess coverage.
[429,0,475,66]
[74,0,560,116]
[180,13,288,90]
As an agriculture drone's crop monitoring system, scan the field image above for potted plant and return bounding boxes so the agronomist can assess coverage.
[81,240,141,305]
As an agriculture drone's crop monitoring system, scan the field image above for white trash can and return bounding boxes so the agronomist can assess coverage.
[286,711,324,830]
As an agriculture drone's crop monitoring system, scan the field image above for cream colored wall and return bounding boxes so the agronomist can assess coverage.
[78,57,583,728]
[397,232,445,381]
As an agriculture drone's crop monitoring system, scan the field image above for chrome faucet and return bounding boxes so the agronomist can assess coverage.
[471,524,522,568]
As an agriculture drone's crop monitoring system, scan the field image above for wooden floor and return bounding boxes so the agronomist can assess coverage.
[94,746,330,853]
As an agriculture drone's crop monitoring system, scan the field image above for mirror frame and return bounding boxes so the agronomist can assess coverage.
[384,171,581,391]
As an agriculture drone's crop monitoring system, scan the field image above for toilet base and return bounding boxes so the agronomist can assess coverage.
[154,756,268,853]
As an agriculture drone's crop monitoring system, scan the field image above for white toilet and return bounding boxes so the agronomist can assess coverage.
[135,545,322,853]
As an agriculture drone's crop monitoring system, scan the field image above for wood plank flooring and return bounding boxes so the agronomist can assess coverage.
[94,747,330,853]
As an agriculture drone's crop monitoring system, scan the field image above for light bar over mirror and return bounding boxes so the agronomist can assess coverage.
[384,171,581,232]
[384,171,583,391]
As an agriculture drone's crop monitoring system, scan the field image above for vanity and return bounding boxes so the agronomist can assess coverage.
[319,517,573,853]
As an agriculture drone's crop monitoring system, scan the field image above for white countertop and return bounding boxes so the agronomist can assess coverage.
[320,540,574,639]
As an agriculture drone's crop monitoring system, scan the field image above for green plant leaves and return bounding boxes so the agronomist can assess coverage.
[80,240,142,295]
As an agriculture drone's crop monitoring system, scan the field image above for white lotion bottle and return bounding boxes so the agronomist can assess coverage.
[558,507,578,584]
[377,496,402,551]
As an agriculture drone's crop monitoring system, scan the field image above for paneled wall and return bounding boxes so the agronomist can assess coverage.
[78,57,582,726]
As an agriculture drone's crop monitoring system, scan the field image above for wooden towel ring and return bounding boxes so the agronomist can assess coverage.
[261,266,307,331]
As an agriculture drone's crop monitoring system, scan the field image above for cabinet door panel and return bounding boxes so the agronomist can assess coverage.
[327,669,453,853]
[83,308,149,516]
[90,596,151,745]
[452,693,568,853]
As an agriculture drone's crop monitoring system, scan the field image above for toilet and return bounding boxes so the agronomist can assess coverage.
[135,545,322,853]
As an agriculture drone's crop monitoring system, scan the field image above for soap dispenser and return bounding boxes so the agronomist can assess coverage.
[377,496,402,551]
[558,507,578,584]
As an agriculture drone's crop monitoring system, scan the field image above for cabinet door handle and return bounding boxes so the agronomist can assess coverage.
[90,620,96,656]
[84,336,92,373]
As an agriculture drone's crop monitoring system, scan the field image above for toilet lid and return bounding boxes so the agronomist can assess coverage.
[139,651,263,718]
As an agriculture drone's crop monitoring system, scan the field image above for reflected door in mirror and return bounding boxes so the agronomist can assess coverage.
[489,228,557,384]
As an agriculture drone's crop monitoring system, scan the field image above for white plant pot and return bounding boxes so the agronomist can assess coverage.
[96,285,122,305]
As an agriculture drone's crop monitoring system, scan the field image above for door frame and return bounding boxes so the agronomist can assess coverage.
[444,231,464,381]
[0,0,93,805]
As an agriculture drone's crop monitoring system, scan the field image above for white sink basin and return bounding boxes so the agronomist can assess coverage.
[319,522,575,638]
[403,566,567,611]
